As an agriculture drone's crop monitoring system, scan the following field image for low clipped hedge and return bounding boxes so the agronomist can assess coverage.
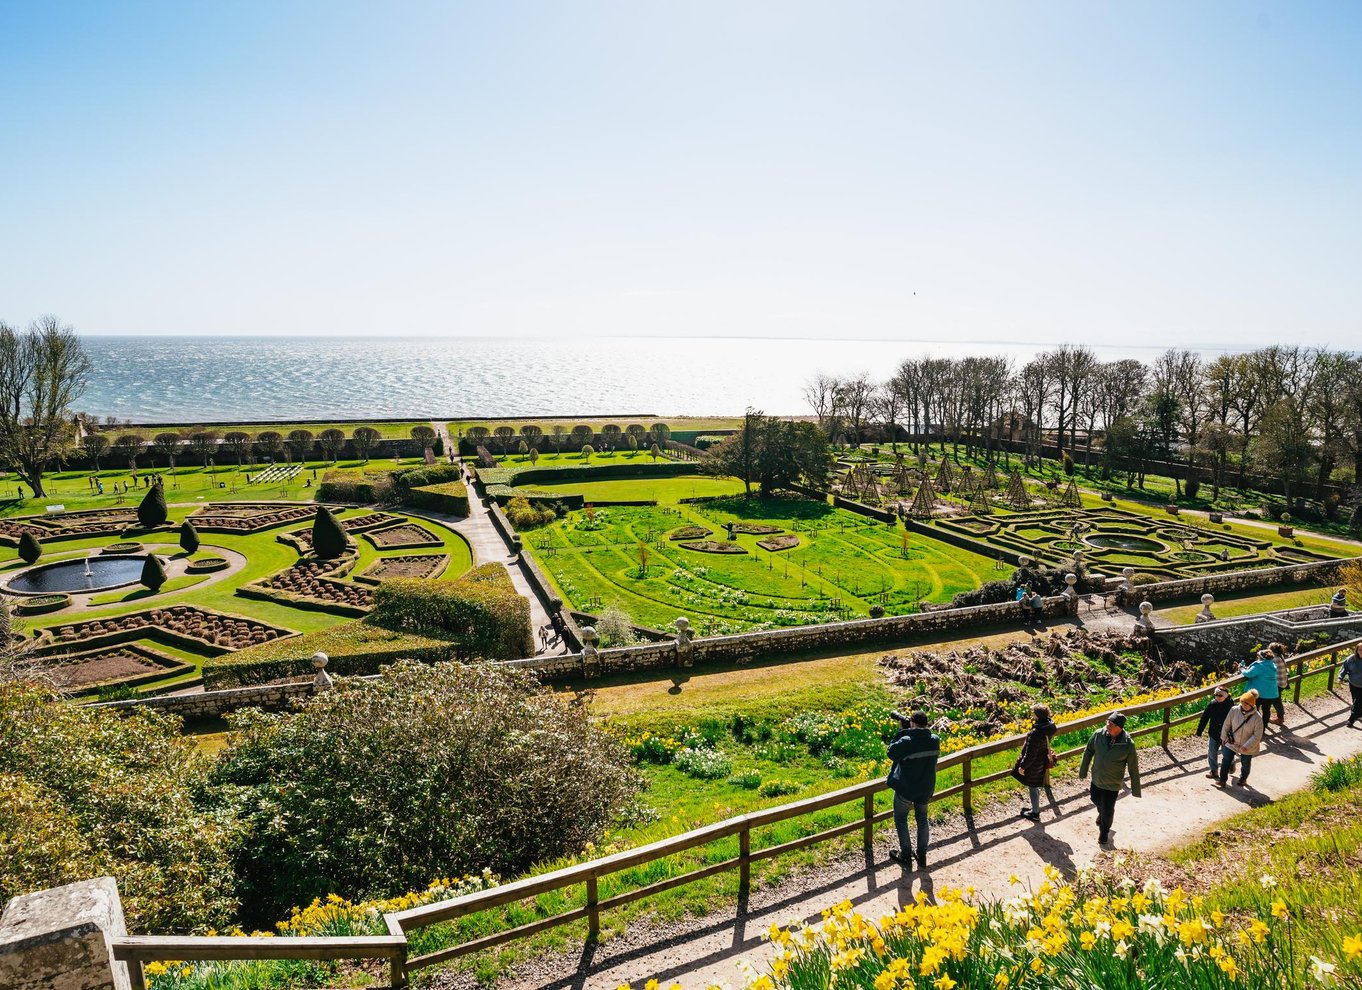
[403,481,470,517]
[317,469,394,504]
[474,460,694,488]
[15,594,71,616]
[369,563,533,661]
[201,623,464,689]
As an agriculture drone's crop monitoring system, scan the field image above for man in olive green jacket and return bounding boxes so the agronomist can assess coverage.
[1078,712,1142,847]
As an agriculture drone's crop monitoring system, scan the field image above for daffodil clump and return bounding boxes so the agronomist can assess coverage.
[729,869,1362,990]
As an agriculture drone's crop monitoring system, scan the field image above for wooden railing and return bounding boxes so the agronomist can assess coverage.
[113,637,1361,989]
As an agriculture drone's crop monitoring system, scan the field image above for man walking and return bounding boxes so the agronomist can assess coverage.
[1079,711,1142,846]
[1344,644,1362,729]
[886,710,940,869]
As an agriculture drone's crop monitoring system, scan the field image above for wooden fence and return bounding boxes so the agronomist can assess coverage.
[113,636,1361,989]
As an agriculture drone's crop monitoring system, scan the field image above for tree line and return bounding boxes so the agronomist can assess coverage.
[805,344,1362,511]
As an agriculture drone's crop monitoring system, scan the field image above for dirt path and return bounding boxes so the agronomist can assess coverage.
[449,688,1362,990]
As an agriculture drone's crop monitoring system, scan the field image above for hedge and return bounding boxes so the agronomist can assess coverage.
[474,460,695,489]
[369,562,533,661]
[201,623,465,689]
[317,469,394,503]
[402,481,470,516]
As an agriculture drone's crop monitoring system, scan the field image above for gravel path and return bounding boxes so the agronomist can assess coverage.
[426,687,1362,990]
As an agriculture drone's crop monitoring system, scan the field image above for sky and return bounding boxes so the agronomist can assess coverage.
[1,1,1360,348]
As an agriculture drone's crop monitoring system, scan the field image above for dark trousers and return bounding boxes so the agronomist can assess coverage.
[1218,745,1254,784]
[1263,694,1285,724]
[1090,784,1118,835]
[1349,686,1362,725]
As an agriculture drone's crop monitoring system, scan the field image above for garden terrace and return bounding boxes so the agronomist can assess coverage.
[523,494,1000,634]
[279,511,404,552]
[356,554,450,584]
[242,557,375,615]
[929,506,1340,579]
[0,507,138,544]
[188,502,320,533]
[47,605,295,652]
[36,643,195,694]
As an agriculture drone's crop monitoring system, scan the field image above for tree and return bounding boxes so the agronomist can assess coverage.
[179,519,200,555]
[255,430,286,463]
[152,432,183,476]
[81,431,110,471]
[111,433,145,475]
[140,553,167,591]
[493,426,516,453]
[0,316,92,497]
[317,428,346,462]
[601,424,622,449]
[207,660,637,925]
[223,431,254,467]
[137,482,168,529]
[286,428,314,463]
[410,425,437,454]
[1255,400,1315,507]
[311,505,348,559]
[528,448,539,466]
[581,443,595,462]
[17,531,41,565]
[649,442,661,462]
[650,423,671,444]
[709,415,833,495]
[187,430,219,469]
[352,426,380,463]
[570,425,594,450]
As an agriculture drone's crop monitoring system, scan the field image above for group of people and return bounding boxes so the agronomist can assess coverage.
[1013,584,1046,623]
[882,640,1362,867]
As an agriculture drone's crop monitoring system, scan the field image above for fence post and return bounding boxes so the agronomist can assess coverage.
[385,913,407,989]
[962,758,973,812]
[739,827,751,897]
[1161,705,1171,747]
[863,792,875,848]
[1294,654,1306,704]
[586,878,599,940]
[1327,649,1337,691]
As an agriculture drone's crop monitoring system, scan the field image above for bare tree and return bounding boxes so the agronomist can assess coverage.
[287,428,314,463]
[317,428,346,462]
[223,430,254,467]
[153,431,183,476]
[803,373,840,436]
[0,316,92,496]
[352,426,381,463]
[82,431,110,471]
[188,430,219,469]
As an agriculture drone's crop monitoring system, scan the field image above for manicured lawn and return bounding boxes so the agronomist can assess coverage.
[520,474,746,504]
[524,494,1001,634]
[1160,585,1336,624]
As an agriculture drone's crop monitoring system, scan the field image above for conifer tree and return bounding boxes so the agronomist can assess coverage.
[18,531,41,565]
[179,519,200,555]
[311,506,348,560]
[140,554,167,592]
[137,482,169,528]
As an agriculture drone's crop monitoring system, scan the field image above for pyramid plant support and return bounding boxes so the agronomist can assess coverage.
[970,485,995,516]
[1006,471,1030,511]
[983,462,999,489]
[909,480,938,519]
[934,460,954,494]
[1061,478,1081,508]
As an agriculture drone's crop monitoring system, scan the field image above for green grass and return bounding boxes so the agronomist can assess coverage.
[520,474,746,504]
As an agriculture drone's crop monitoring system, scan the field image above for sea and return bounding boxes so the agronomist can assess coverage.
[77,335,1183,424]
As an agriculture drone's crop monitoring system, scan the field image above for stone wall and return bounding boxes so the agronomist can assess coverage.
[87,680,318,719]
[0,877,130,990]
[1153,608,1362,665]
[1137,558,1350,604]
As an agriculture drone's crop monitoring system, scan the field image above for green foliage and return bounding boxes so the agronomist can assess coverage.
[401,480,469,516]
[708,414,834,495]
[672,746,732,779]
[505,495,556,530]
[136,483,169,528]
[0,681,238,932]
[179,519,200,555]
[310,505,349,560]
[17,530,40,564]
[140,553,167,591]
[1314,754,1362,793]
[316,468,393,503]
[368,563,533,660]
[594,604,642,647]
[757,778,801,798]
[207,660,638,925]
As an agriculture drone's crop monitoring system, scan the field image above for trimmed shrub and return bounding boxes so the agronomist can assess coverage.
[369,563,533,660]
[136,483,168,528]
[140,554,167,591]
[0,681,238,932]
[402,480,470,516]
[208,661,638,924]
[311,506,349,560]
[317,469,393,504]
[179,519,200,555]
[17,531,40,565]
[505,495,556,530]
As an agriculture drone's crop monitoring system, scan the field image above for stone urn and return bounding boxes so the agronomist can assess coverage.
[1194,594,1216,624]
[1277,513,1293,538]
[1208,511,1223,524]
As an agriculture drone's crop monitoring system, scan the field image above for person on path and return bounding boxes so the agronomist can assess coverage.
[1266,642,1292,726]
[1078,711,1142,846]
[886,710,940,869]
[1195,685,1235,779]
[1239,650,1281,729]
[1015,704,1057,822]
[1332,587,1349,617]
[1342,643,1362,729]
[1217,689,1265,788]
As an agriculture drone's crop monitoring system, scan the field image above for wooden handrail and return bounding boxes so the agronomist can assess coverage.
[384,635,1360,977]
[112,935,407,990]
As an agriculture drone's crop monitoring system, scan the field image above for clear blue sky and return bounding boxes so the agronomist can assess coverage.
[2,1,1360,347]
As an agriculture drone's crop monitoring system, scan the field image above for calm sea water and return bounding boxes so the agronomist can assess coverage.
[78,335,1165,423]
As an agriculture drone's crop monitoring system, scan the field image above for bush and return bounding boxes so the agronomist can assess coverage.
[505,495,556,530]
[728,770,763,790]
[672,746,732,780]
[369,563,533,660]
[311,505,349,560]
[179,519,200,555]
[317,469,393,504]
[757,778,801,798]
[402,480,469,516]
[17,531,40,565]
[140,553,167,591]
[207,661,638,925]
[136,483,168,528]
[0,681,238,932]
[595,605,641,647]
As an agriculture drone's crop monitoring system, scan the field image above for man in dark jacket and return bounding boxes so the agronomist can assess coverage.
[886,710,940,869]
[1196,685,1234,779]
[1078,711,1142,847]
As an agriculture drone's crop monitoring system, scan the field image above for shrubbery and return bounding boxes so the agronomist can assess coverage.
[505,495,556,530]
[402,480,469,516]
[311,506,349,560]
[595,604,642,647]
[140,553,167,591]
[317,469,393,503]
[0,681,238,932]
[207,661,638,925]
[368,563,533,660]
[17,531,40,564]
[136,483,168,528]
[179,519,200,555]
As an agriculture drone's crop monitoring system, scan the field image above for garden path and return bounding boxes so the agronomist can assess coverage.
[476,689,1362,990]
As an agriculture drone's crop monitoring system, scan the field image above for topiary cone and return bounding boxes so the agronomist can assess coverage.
[311,506,348,560]
[18,531,41,565]
[179,519,200,555]
[137,483,169,528]
[140,554,167,592]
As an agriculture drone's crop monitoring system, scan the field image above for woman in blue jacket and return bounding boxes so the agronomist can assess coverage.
[1239,650,1281,727]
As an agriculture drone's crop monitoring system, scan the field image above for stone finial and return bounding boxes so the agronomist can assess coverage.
[1195,593,1216,624]
[674,616,693,646]
[1018,555,1033,568]
[1134,600,1157,636]
[580,625,599,650]
[1062,572,1079,597]
[311,651,333,691]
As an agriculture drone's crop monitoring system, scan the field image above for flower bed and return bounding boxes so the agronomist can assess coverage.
[355,554,450,584]
[757,534,801,552]
[669,524,713,541]
[679,540,747,554]
[15,593,71,616]
[189,502,317,533]
[362,522,443,550]
[49,605,292,652]
[730,522,782,535]
[101,542,144,555]
[185,556,229,573]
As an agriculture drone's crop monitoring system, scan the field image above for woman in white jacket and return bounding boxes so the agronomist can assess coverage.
[1217,689,1264,788]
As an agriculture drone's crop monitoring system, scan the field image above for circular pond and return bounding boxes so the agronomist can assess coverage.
[1085,534,1165,553]
[5,556,150,595]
